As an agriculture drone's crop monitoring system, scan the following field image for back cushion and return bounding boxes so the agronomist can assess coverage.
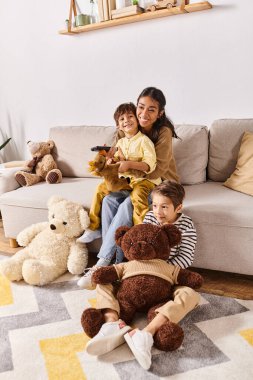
[174,125,209,184]
[49,124,209,184]
[208,119,253,181]
[49,126,115,177]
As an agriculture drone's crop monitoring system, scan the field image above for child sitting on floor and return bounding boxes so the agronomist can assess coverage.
[84,181,199,370]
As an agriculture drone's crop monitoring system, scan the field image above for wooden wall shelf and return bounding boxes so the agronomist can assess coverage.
[59,1,212,35]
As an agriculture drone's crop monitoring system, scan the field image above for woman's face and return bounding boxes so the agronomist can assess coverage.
[136,96,161,131]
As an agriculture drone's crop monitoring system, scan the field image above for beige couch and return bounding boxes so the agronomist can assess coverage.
[1,119,253,275]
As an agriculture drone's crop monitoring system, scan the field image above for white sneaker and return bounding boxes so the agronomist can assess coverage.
[86,320,131,356]
[77,267,97,289]
[77,229,102,243]
[124,329,154,370]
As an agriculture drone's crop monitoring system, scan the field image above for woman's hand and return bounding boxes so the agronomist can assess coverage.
[118,161,131,173]
[118,160,150,173]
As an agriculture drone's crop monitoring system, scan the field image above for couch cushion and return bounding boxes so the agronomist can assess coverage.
[208,119,253,181]
[0,177,102,210]
[50,124,208,185]
[224,131,253,196]
[173,125,208,185]
[183,181,253,228]
[0,178,103,253]
[183,181,253,275]
[49,126,115,178]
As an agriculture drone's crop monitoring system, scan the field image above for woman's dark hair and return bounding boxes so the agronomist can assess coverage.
[113,102,137,125]
[137,87,178,143]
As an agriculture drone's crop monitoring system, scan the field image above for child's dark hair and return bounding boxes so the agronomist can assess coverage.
[151,180,185,209]
[113,102,137,125]
[137,87,178,143]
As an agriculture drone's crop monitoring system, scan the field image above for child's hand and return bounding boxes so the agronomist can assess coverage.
[117,147,126,161]
[106,146,117,160]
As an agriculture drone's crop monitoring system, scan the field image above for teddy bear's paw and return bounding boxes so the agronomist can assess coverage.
[17,231,32,247]
[15,171,41,187]
[22,260,51,286]
[0,261,23,282]
[46,169,62,184]
[15,172,28,186]
[153,321,184,352]
[81,308,105,338]
[67,258,88,275]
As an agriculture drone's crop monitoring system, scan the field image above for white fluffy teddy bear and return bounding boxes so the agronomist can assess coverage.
[0,196,90,286]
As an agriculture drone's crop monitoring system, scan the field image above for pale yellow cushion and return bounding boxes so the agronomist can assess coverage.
[224,131,253,196]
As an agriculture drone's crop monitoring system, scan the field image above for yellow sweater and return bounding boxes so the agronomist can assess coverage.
[115,131,161,186]
[114,127,179,183]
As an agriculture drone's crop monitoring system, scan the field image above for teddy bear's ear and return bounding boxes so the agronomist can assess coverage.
[79,208,90,230]
[161,224,181,247]
[115,226,131,247]
[47,140,55,149]
[47,195,65,208]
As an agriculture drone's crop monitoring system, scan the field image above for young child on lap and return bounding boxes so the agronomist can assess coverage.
[77,103,161,287]
[85,181,199,370]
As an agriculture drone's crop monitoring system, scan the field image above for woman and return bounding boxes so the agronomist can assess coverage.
[78,86,179,288]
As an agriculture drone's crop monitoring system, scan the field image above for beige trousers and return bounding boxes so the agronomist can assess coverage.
[96,284,200,324]
[89,179,155,230]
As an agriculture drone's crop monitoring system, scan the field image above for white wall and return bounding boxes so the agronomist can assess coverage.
[0,0,253,160]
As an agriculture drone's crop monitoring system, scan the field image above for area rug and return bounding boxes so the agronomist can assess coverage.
[0,255,253,380]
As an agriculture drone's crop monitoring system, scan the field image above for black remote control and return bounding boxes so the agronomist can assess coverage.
[91,146,112,152]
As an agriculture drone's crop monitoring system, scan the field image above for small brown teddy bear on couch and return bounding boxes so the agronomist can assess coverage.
[81,223,203,369]
[15,140,62,187]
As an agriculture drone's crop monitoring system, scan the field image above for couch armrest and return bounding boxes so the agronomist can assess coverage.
[0,167,22,196]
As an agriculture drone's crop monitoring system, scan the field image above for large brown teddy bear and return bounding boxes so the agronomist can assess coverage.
[81,223,203,352]
[15,140,62,187]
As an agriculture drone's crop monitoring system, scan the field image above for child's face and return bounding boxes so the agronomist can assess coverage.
[137,96,162,131]
[152,193,182,225]
[117,112,138,136]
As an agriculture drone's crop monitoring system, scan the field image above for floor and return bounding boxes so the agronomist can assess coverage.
[1,220,253,300]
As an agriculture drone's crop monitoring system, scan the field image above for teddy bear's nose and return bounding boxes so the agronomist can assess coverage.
[50,224,56,230]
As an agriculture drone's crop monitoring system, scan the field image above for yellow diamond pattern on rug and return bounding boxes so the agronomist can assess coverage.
[0,274,13,306]
[40,333,89,380]
[88,297,97,308]
[239,328,253,346]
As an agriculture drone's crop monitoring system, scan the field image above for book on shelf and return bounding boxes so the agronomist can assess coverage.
[97,0,104,21]
[103,0,109,20]
[107,0,116,20]
[111,5,144,19]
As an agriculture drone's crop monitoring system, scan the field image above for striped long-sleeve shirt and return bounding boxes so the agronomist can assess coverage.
[143,211,197,269]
